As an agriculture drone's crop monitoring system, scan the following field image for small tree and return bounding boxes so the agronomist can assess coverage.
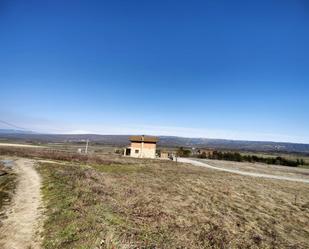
[177,147,191,157]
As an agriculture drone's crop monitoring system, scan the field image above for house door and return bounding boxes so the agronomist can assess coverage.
[125,148,131,156]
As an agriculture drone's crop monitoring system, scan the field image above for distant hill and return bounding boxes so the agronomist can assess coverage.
[0,131,309,154]
[0,129,36,134]
[158,136,309,154]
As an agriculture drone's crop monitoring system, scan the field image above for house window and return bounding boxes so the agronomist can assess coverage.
[135,149,139,154]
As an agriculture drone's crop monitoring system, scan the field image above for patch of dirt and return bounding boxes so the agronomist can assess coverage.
[0,159,44,249]
[0,143,44,148]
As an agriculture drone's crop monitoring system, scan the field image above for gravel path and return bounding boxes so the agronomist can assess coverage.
[0,159,43,249]
[178,157,309,183]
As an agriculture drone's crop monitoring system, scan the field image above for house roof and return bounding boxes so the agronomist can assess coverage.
[129,135,158,143]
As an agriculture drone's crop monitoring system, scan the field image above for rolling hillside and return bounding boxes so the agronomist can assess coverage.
[1,129,309,154]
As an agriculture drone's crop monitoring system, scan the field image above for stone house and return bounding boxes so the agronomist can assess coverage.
[124,135,158,159]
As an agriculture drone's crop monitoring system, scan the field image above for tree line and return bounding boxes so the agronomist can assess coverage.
[197,150,306,167]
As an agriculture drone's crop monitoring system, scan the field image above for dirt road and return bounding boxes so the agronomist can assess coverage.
[0,159,43,249]
[179,157,309,183]
[0,143,44,148]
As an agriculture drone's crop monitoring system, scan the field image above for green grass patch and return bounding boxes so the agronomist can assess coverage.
[0,169,16,213]
[38,163,134,249]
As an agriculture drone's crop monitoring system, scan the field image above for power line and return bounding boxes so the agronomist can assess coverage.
[0,119,91,151]
[0,119,61,142]
[0,119,32,131]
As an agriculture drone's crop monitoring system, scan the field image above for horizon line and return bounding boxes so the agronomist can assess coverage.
[1,129,309,145]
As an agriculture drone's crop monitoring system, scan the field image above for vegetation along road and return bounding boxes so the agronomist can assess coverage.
[179,158,309,183]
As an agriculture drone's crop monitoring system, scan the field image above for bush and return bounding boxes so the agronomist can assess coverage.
[177,147,191,157]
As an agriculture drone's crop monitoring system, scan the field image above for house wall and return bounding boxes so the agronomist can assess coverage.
[143,142,156,149]
[160,152,169,159]
[130,142,156,158]
[131,142,142,149]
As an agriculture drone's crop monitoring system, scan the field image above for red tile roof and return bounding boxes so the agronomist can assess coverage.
[129,135,158,143]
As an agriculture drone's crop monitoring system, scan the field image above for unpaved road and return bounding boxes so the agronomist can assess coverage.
[179,157,309,183]
[0,143,44,148]
[0,159,43,249]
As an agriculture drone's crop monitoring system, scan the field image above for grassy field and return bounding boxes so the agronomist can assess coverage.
[37,157,309,249]
[0,146,308,248]
[0,160,16,217]
[196,158,309,180]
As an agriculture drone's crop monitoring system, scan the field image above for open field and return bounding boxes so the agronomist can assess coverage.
[0,147,309,248]
[36,155,309,248]
[195,158,309,181]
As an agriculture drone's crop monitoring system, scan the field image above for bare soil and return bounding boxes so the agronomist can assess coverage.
[0,143,44,148]
[0,159,43,249]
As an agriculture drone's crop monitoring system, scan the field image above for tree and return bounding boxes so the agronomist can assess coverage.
[177,147,191,157]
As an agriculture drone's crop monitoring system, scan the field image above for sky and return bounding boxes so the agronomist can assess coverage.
[0,0,309,143]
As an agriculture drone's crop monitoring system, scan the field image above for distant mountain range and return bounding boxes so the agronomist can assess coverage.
[0,129,309,154]
[0,129,36,134]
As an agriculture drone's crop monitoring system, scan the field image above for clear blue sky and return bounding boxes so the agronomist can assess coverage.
[1,0,309,143]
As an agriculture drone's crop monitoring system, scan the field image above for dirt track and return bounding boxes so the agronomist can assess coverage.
[0,159,43,249]
[179,157,309,183]
[0,143,43,148]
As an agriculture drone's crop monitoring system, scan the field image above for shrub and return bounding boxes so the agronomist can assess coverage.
[199,150,303,167]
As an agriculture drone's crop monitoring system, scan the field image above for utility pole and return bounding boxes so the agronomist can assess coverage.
[85,139,89,154]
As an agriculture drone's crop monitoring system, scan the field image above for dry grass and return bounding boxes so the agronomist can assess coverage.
[0,147,123,165]
[38,158,309,249]
[0,161,16,217]
[196,159,309,180]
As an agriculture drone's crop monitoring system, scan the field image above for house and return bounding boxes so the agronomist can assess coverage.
[160,151,174,160]
[160,151,169,159]
[124,135,158,159]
